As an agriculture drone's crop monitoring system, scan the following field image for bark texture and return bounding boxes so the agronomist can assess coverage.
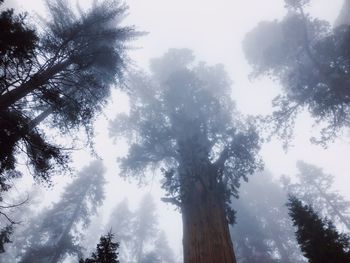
[182,181,236,263]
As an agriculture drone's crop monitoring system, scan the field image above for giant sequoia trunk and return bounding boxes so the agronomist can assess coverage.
[181,180,236,263]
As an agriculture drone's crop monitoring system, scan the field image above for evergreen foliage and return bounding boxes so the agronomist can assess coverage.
[282,161,350,231]
[79,232,119,263]
[243,0,350,145]
[110,48,262,262]
[107,195,176,263]
[19,160,106,263]
[287,195,350,262]
[0,0,138,182]
[231,172,304,263]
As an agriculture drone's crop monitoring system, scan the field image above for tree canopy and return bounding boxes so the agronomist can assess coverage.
[0,0,138,183]
[244,0,350,145]
[110,48,263,262]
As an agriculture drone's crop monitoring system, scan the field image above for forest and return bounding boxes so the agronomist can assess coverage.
[1,0,350,262]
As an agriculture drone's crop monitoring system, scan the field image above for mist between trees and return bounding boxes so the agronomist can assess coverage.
[1,0,350,262]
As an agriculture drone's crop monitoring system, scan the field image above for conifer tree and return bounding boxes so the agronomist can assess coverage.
[79,232,119,263]
[243,0,350,145]
[19,160,106,263]
[282,161,350,231]
[110,49,262,263]
[0,0,138,182]
[287,195,350,263]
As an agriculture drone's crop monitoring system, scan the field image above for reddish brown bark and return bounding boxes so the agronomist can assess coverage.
[181,181,236,263]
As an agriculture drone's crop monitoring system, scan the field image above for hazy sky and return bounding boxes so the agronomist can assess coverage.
[5,0,349,260]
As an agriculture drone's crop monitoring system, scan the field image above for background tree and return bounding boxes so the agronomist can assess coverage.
[282,161,350,232]
[132,194,158,262]
[106,198,134,262]
[0,0,138,183]
[106,194,176,263]
[231,171,304,263]
[110,48,263,262]
[243,0,350,145]
[79,232,119,263]
[287,195,350,262]
[18,160,106,263]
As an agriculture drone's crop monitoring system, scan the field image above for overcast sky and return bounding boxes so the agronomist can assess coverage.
[5,0,349,259]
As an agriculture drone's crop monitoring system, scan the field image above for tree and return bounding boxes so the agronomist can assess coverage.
[106,194,176,263]
[0,0,40,228]
[243,0,350,145]
[132,194,158,262]
[110,49,263,262]
[282,161,350,231]
[19,160,106,263]
[0,0,138,182]
[106,198,134,262]
[231,172,304,263]
[287,195,350,262]
[79,232,119,263]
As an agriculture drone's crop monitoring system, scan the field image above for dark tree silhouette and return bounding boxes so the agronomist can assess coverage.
[243,0,350,145]
[287,195,350,263]
[282,161,350,231]
[79,232,119,263]
[0,224,13,253]
[19,160,106,263]
[110,49,263,263]
[0,0,138,182]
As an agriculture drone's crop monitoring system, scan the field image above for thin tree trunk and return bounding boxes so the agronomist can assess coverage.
[181,180,236,263]
[0,60,71,110]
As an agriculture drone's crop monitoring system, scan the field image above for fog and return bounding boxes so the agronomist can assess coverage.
[1,0,350,262]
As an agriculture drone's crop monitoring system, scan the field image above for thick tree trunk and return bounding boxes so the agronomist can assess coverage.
[181,181,236,263]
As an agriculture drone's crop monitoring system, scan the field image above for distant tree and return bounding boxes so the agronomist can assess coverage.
[0,0,138,183]
[287,195,350,262]
[79,232,119,263]
[132,194,158,262]
[243,0,350,145]
[282,161,350,231]
[19,160,106,263]
[107,194,176,263]
[231,172,304,263]
[110,49,262,262]
[106,198,134,262]
[150,231,176,263]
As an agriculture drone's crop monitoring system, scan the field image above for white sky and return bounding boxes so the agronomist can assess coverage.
[4,0,350,261]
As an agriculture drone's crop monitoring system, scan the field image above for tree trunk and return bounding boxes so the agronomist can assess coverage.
[0,59,71,110]
[181,181,236,263]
